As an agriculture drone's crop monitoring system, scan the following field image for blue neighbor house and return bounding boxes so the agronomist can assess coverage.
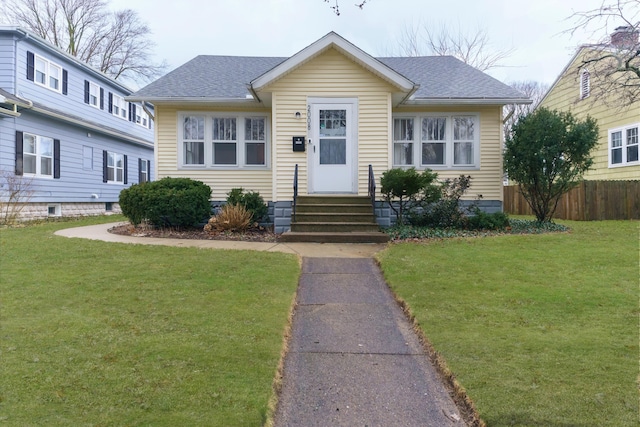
[0,26,154,220]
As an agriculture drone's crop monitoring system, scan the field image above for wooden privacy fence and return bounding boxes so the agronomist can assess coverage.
[503,181,640,220]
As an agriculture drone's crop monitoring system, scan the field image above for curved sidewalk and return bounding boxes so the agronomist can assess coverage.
[54,222,386,258]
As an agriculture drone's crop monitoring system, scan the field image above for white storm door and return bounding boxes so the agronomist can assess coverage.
[309,101,357,193]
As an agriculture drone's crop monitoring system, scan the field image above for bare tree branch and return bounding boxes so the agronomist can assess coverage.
[565,0,639,106]
[389,21,514,71]
[2,0,166,84]
[323,0,368,16]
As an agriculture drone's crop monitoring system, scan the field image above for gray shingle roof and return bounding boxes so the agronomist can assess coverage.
[132,54,525,101]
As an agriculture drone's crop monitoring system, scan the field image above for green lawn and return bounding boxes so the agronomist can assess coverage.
[0,216,300,426]
[377,220,639,426]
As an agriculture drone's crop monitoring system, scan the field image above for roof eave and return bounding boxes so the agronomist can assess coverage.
[404,97,533,106]
[125,96,261,105]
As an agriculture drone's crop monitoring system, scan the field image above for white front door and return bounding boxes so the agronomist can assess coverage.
[309,100,357,193]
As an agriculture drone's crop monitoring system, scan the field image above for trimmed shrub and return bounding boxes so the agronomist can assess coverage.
[226,188,268,223]
[380,168,440,225]
[119,177,212,228]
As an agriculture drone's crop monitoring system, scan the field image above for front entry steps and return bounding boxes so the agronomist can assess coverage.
[279,195,389,244]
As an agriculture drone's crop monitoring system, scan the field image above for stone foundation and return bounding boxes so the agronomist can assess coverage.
[4,202,122,221]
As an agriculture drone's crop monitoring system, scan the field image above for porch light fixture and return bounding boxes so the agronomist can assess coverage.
[295,111,301,119]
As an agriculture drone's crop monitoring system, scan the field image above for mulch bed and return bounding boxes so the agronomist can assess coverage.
[109,223,279,243]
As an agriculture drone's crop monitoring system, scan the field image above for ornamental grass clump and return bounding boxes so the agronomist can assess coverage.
[204,204,252,232]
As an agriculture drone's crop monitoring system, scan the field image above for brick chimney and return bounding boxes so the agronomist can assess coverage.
[610,25,639,48]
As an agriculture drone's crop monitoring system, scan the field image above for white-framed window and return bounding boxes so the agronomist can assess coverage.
[48,204,61,217]
[134,105,151,128]
[34,54,63,93]
[106,152,124,183]
[393,113,480,169]
[179,113,269,168]
[139,158,150,183]
[580,69,590,100]
[393,118,414,165]
[23,133,54,178]
[609,123,639,167]
[245,117,266,165]
[88,81,100,108]
[112,94,128,120]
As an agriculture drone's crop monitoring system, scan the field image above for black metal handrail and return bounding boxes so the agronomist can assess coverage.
[368,164,376,214]
[292,164,298,222]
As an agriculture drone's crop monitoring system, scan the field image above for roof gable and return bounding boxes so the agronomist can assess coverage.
[250,32,417,95]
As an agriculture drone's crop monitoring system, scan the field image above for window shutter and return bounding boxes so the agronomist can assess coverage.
[26,51,34,81]
[99,88,104,110]
[84,80,90,104]
[138,158,143,183]
[147,160,151,182]
[62,70,68,95]
[108,92,113,113]
[123,155,128,184]
[53,139,60,179]
[102,150,108,183]
[15,131,24,175]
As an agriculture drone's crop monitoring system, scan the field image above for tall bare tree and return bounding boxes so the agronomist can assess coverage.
[566,0,639,106]
[2,0,166,83]
[390,21,513,71]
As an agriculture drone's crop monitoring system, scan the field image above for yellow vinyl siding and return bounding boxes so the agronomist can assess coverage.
[154,104,274,200]
[539,48,640,180]
[393,106,505,201]
[264,48,396,200]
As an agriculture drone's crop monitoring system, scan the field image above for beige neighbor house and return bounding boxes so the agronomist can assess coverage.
[129,32,530,237]
[538,26,640,181]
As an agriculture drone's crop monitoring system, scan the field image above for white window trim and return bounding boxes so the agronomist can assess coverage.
[107,151,124,184]
[23,132,54,179]
[33,54,63,93]
[178,112,270,170]
[88,81,100,108]
[609,123,640,168]
[112,94,128,120]
[392,113,480,170]
[48,204,61,217]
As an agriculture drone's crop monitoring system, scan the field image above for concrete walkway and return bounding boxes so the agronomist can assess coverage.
[54,222,385,258]
[56,223,466,425]
[274,257,465,427]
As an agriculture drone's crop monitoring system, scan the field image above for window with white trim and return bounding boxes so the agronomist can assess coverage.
[393,114,479,168]
[106,152,124,183]
[393,118,414,165]
[112,94,128,120]
[88,81,100,108]
[34,54,62,93]
[23,133,54,177]
[179,113,269,168]
[610,123,639,167]
[580,69,590,99]
[134,105,151,128]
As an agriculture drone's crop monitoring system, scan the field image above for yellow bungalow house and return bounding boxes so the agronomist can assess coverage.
[538,26,639,181]
[129,32,529,239]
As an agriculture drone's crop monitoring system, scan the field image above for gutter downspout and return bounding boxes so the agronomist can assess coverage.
[503,106,515,124]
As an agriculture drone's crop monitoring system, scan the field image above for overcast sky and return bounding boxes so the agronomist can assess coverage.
[109,0,618,87]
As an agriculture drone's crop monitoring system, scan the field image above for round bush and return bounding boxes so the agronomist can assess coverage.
[119,177,212,228]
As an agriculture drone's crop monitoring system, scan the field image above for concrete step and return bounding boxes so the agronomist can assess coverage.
[296,195,372,205]
[294,212,376,223]
[296,203,373,214]
[279,231,390,243]
[291,222,381,233]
